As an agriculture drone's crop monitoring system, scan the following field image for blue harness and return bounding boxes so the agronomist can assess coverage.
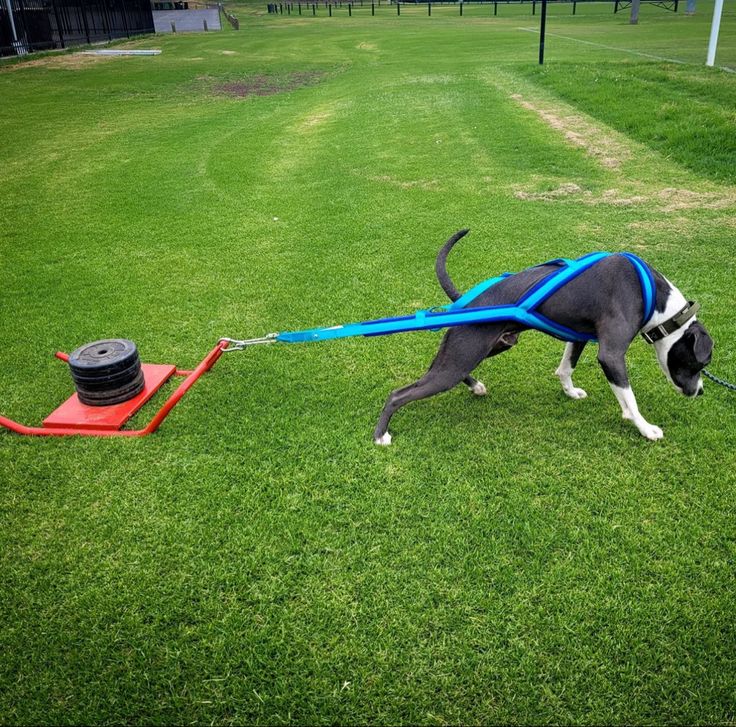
[276,252,655,345]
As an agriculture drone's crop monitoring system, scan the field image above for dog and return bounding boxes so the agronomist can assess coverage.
[373,230,713,445]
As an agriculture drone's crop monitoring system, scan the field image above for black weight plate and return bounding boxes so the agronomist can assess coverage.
[71,357,141,388]
[73,373,140,393]
[68,339,139,377]
[76,369,145,399]
[77,370,145,407]
[70,353,139,379]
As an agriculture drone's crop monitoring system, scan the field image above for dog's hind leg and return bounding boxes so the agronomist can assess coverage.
[464,329,520,397]
[555,342,587,399]
[373,327,499,445]
[463,329,521,396]
[463,375,487,396]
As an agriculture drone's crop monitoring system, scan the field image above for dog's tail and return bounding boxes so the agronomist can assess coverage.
[435,228,469,302]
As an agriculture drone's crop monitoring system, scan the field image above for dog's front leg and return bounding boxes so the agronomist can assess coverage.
[597,341,663,441]
[555,342,587,399]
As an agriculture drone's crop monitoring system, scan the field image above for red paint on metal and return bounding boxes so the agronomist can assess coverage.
[43,363,177,431]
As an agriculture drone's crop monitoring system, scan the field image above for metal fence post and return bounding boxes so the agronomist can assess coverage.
[397,1,400,14]
[3,0,21,49]
[428,1,430,13]
[81,0,91,44]
[120,0,131,37]
[104,0,114,41]
[50,0,66,47]
[539,0,547,63]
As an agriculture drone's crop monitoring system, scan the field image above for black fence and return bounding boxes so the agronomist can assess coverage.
[1,0,154,56]
[266,0,679,15]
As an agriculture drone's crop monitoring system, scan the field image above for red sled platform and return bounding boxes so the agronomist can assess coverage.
[0,341,227,438]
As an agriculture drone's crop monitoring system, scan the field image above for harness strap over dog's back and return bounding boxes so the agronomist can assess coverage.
[620,252,656,326]
[275,252,656,344]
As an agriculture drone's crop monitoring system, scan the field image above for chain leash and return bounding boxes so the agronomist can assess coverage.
[703,368,736,392]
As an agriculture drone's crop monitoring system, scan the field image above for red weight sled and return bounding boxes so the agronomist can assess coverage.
[0,341,228,438]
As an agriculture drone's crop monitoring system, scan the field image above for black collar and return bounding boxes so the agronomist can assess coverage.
[641,301,700,344]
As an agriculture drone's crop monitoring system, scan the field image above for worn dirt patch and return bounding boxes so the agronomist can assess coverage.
[510,93,630,169]
[596,188,649,206]
[295,108,334,130]
[514,182,736,211]
[367,174,441,191]
[356,42,377,51]
[600,186,736,211]
[213,71,325,98]
[405,74,454,85]
[0,52,127,72]
[654,187,736,212]
[514,182,584,202]
[514,182,647,206]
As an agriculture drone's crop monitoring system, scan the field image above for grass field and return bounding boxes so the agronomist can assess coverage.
[1,2,735,724]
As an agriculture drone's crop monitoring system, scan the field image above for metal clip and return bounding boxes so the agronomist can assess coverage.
[219,333,279,352]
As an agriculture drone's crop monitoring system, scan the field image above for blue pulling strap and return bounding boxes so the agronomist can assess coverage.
[276,252,656,345]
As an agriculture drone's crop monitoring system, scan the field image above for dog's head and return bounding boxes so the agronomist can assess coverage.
[659,320,713,397]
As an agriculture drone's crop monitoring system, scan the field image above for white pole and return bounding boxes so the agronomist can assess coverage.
[706,0,724,67]
[4,0,19,43]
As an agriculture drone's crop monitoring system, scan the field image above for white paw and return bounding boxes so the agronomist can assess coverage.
[565,387,587,400]
[639,423,664,441]
[470,381,487,396]
[374,432,392,446]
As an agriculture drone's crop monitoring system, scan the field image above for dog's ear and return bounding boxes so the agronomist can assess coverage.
[693,326,713,365]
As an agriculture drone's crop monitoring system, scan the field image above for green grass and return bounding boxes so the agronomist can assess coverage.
[1,4,736,724]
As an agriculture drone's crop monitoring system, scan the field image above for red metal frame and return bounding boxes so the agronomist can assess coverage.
[0,341,228,437]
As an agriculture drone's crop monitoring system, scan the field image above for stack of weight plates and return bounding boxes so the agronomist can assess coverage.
[68,339,145,407]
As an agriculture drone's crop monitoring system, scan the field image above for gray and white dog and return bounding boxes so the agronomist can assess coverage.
[373,229,713,445]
